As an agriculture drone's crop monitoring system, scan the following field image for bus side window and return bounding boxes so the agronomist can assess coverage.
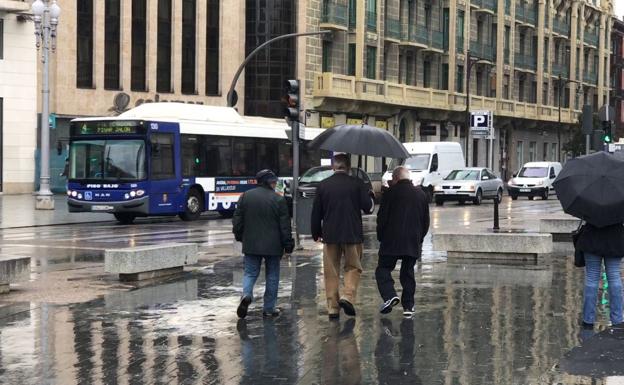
[256,140,279,174]
[205,137,232,177]
[232,138,255,176]
[151,133,175,180]
[181,134,201,177]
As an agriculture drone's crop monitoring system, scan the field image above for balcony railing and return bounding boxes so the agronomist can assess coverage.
[470,41,496,62]
[515,5,536,26]
[385,18,401,40]
[551,62,570,78]
[402,24,429,46]
[583,72,597,84]
[472,0,498,12]
[366,10,377,31]
[430,30,444,50]
[553,18,570,36]
[321,2,348,28]
[515,54,537,71]
[312,72,580,124]
[584,31,599,47]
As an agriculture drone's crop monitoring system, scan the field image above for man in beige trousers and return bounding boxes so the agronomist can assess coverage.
[311,154,374,319]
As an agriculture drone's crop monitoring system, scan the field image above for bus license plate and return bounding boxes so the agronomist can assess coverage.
[519,189,531,193]
[92,205,113,211]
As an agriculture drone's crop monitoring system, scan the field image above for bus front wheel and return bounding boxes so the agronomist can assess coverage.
[114,213,136,225]
[180,189,203,221]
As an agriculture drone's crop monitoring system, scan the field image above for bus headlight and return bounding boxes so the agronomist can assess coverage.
[67,190,72,196]
[136,190,145,197]
[77,193,83,199]
[71,191,78,197]
[124,193,130,200]
[130,191,136,198]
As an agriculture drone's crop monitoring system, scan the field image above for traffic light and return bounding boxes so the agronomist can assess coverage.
[592,129,605,151]
[283,80,300,121]
[602,121,613,144]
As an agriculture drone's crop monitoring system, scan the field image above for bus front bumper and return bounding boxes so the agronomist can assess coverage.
[67,196,150,214]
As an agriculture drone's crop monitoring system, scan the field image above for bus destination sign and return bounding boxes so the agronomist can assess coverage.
[71,120,146,136]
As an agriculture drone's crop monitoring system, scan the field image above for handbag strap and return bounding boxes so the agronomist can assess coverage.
[576,219,585,232]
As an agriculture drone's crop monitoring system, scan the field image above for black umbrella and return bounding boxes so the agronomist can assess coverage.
[553,151,624,228]
[308,124,410,158]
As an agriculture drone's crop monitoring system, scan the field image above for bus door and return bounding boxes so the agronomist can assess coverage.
[148,125,183,214]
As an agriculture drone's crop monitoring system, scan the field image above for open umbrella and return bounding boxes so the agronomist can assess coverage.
[553,151,624,228]
[308,124,410,159]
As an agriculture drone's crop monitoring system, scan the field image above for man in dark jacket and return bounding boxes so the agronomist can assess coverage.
[233,169,294,319]
[375,166,430,317]
[311,154,374,319]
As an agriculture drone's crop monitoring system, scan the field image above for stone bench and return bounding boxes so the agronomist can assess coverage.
[104,243,198,281]
[0,256,31,294]
[538,217,581,242]
[432,232,553,261]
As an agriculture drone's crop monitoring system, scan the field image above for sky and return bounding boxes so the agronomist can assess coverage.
[617,1,624,19]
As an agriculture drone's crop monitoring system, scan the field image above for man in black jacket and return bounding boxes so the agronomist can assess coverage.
[311,154,374,319]
[375,166,430,317]
[233,169,294,319]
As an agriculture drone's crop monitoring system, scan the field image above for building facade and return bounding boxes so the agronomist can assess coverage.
[302,0,615,178]
[0,1,37,194]
[611,16,623,139]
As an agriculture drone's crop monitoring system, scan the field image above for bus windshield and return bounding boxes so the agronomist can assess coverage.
[70,139,146,181]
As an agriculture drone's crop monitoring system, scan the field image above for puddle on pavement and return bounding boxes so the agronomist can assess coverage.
[0,236,617,385]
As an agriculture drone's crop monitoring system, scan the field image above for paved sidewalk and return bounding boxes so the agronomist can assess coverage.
[0,194,113,229]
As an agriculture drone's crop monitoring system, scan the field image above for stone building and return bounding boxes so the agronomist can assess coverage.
[301,0,615,178]
[611,16,623,138]
[0,0,37,193]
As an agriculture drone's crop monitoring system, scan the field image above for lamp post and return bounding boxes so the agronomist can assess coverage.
[32,0,60,210]
[464,51,486,167]
[557,75,582,161]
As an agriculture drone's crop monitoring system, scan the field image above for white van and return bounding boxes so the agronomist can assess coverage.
[382,142,465,199]
[507,161,562,200]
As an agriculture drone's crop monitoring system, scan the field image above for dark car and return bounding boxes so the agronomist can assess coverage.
[285,166,375,215]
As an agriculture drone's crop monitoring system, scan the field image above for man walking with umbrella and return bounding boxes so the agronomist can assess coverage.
[553,151,624,328]
[311,154,374,319]
[375,166,430,317]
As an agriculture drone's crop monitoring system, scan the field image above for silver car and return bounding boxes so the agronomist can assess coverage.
[433,168,504,206]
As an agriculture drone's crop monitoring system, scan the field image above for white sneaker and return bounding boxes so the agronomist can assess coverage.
[403,307,415,318]
[380,296,400,314]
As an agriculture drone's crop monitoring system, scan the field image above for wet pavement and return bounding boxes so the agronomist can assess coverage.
[0,197,621,384]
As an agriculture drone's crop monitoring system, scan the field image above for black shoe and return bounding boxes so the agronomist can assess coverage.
[380,296,400,314]
[581,321,594,330]
[237,296,252,319]
[403,307,415,318]
[338,299,356,317]
[328,313,340,321]
[263,308,281,318]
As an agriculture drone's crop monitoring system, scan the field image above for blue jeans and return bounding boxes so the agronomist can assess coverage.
[242,255,281,312]
[583,253,623,325]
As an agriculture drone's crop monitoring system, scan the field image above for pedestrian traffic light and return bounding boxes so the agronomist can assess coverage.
[283,80,300,121]
[602,121,613,144]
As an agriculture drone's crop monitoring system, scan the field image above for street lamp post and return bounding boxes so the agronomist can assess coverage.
[32,0,60,210]
[464,51,485,167]
[557,75,582,161]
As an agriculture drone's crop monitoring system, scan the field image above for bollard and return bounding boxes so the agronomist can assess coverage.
[493,197,500,231]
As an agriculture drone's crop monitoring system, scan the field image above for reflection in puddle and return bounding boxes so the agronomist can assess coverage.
[0,243,606,384]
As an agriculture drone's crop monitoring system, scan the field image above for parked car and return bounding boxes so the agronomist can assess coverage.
[507,161,562,200]
[284,166,376,215]
[382,142,465,201]
[433,168,504,206]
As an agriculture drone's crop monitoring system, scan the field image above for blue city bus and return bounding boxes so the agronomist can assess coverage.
[67,103,323,224]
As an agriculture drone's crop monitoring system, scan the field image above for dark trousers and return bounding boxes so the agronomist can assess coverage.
[375,255,417,309]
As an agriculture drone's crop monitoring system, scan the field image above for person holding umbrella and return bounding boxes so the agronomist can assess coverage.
[311,154,374,319]
[553,151,624,328]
